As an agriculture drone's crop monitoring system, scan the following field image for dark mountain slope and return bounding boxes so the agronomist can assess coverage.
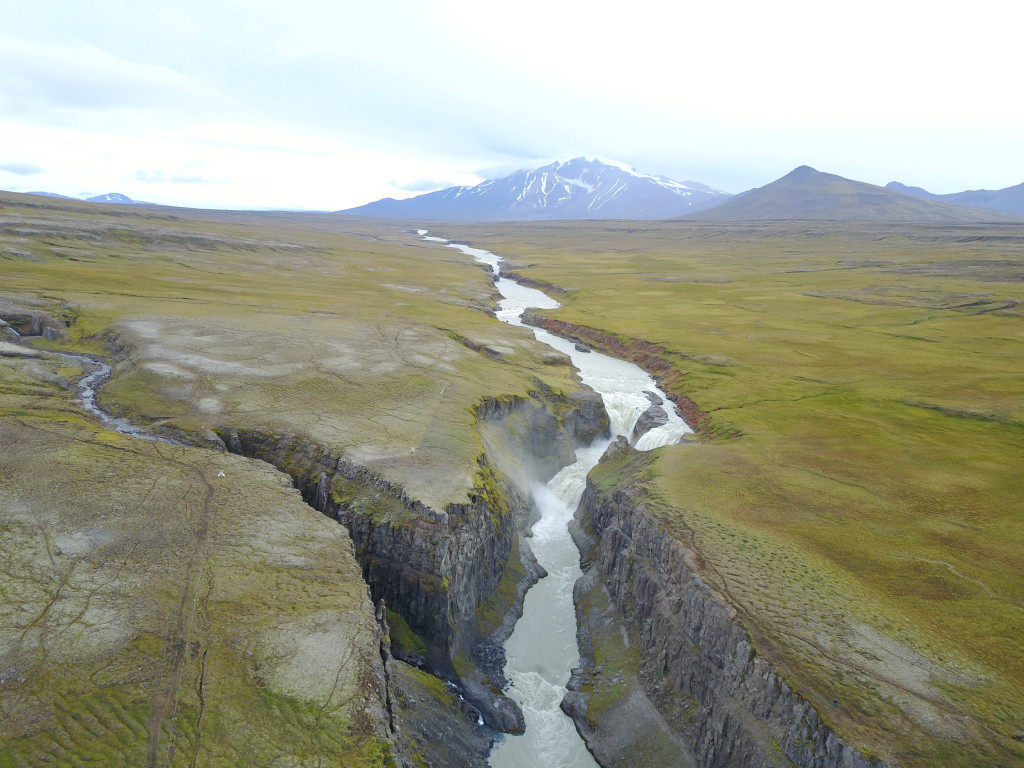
[887,180,1024,215]
[690,166,1017,222]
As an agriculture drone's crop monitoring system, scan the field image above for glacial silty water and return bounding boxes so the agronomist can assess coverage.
[420,231,692,767]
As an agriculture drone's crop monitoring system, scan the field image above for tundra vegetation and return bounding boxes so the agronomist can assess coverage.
[0,349,396,766]
[3,188,1022,767]
[442,219,1024,767]
[0,191,584,766]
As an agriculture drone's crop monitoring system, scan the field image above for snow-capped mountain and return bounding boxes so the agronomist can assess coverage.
[85,192,151,205]
[339,157,731,221]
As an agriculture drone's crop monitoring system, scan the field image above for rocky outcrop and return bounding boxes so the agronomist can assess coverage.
[377,603,493,767]
[475,388,608,501]
[631,391,669,442]
[0,308,53,337]
[631,404,668,442]
[569,441,887,768]
[216,388,608,734]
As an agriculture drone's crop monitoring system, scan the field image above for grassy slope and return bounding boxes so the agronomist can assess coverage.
[0,194,581,510]
[440,220,1024,767]
[0,350,392,767]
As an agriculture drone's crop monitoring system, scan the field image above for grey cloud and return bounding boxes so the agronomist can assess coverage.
[0,37,228,119]
[0,162,42,176]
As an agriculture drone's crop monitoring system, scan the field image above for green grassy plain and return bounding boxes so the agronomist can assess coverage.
[5,189,1023,765]
[442,220,1024,767]
[0,193,581,510]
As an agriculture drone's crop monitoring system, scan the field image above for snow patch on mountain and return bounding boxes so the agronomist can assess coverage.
[20,159,737,220]
[337,157,734,221]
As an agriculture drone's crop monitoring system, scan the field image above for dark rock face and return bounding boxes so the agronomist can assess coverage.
[631,403,669,442]
[220,429,518,690]
[471,643,508,689]
[216,387,609,735]
[571,467,889,768]
[564,388,610,447]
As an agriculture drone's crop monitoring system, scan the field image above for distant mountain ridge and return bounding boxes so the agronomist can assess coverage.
[27,191,152,205]
[886,180,1024,215]
[339,157,732,221]
[86,192,151,205]
[688,166,1019,223]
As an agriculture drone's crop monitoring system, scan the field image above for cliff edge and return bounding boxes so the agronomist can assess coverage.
[565,439,887,768]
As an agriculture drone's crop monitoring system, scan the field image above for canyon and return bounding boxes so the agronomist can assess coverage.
[2,194,1022,768]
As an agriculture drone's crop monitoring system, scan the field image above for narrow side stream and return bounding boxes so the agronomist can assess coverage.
[422,232,692,767]
[58,352,179,445]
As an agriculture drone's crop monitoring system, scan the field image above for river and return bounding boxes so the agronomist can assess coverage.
[421,232,692,767]
[49,232,692,767]
[58,352,179,444]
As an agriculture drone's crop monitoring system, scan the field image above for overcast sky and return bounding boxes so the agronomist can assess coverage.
[1,0,1021,210]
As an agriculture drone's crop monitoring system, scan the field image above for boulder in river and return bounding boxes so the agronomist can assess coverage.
[631,403,669,442]
[642,389,663,406]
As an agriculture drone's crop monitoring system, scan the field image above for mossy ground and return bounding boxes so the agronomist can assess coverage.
[0,192,582,511]
[0,352,392,766]
[444,220,1024,767]
[387,609,428,659]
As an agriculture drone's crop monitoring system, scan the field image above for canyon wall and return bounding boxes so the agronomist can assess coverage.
[217,388,607,734]
[568,441,886,768]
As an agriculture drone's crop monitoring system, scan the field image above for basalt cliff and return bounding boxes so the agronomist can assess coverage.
[565,439,887,768]
[215,386,609,740]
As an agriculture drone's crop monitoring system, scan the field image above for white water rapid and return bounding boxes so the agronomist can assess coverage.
[420,232,693,767]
